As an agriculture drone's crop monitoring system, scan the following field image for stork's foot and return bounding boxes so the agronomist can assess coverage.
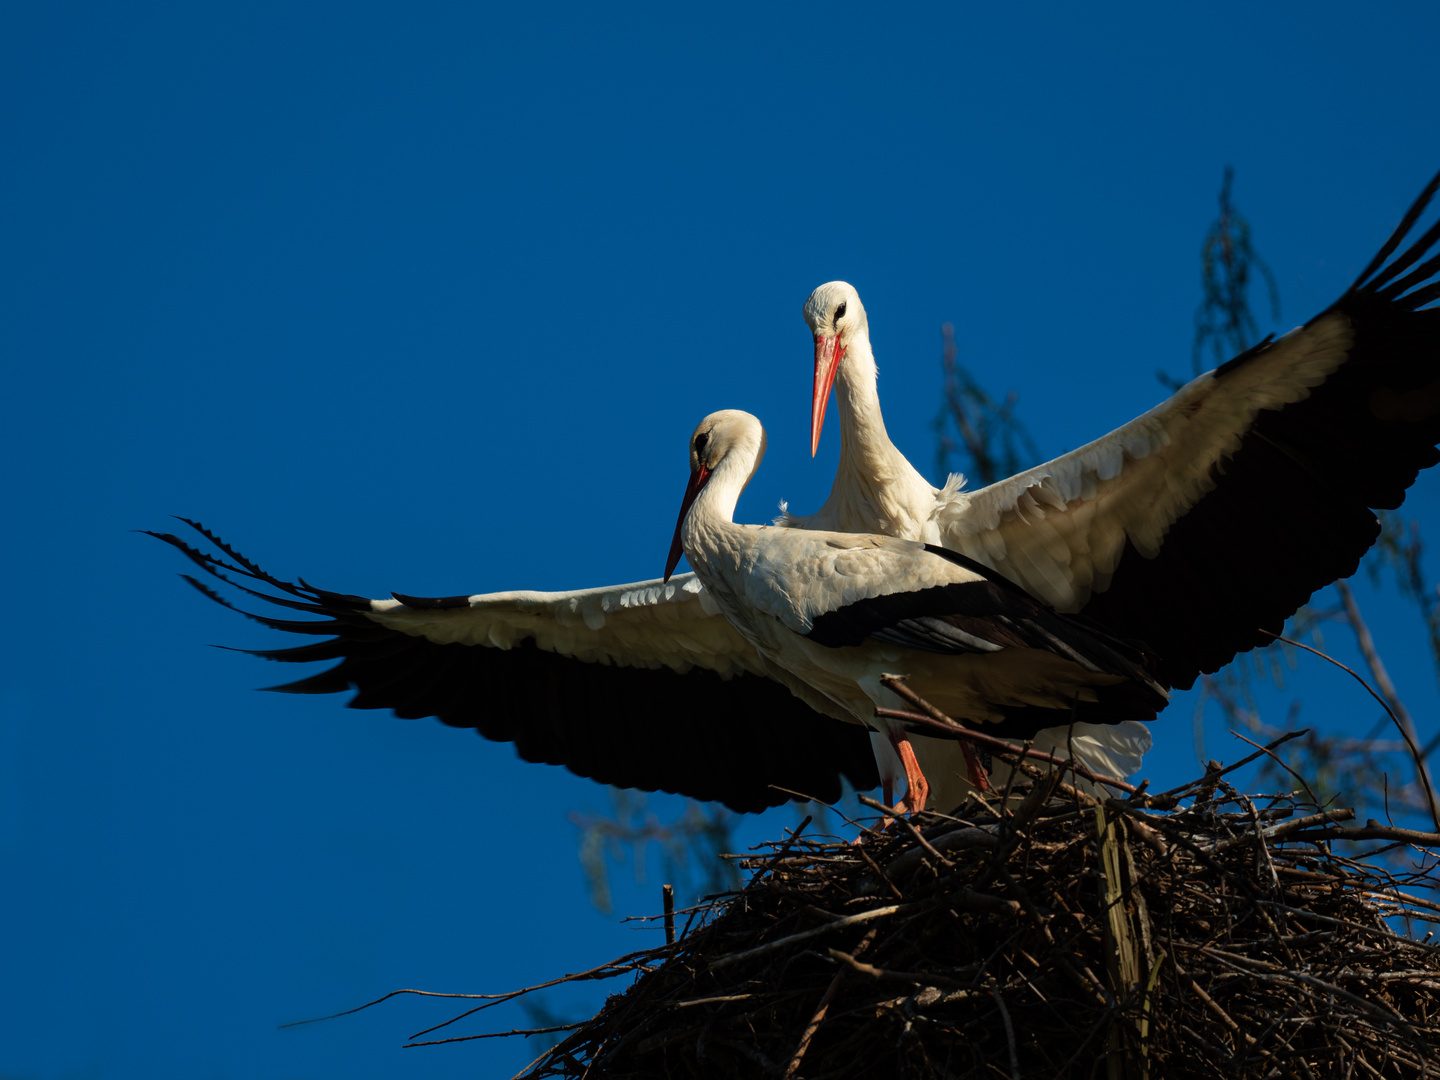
[892,736,930,814]
[959,740,992,793]
[853,740,930,842]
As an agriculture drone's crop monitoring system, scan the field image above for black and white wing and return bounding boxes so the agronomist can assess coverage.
[151,520,879,812]
[936,171,1440,688]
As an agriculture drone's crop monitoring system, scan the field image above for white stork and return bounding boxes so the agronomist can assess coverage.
[787,171,1440,706]
[664,410,1170,814]
[151,521,881,814]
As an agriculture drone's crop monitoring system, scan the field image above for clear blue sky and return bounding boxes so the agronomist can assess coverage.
[4,3,1440,1076]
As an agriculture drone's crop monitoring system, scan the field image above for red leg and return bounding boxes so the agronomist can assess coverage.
[959,740,992,793]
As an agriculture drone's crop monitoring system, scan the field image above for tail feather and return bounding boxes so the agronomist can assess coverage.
[989,720,1152,799]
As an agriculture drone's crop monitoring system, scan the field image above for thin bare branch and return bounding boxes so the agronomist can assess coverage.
[1335,579,1440,829]
[1262,620,1440,831]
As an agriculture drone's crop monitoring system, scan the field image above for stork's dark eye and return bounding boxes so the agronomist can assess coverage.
[834,301,847,322]
[694,431,710,455]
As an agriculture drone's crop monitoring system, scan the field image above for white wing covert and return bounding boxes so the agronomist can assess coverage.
[372,573,768,678]
[934,313,1355,612]
[150,520,881,812]
[935,172,1440,691]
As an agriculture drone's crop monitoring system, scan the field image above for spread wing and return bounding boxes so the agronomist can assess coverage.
[936,171,1440,688]
[150,519,879,812]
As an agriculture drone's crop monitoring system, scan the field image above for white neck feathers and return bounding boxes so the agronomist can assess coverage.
[823,323,938,539]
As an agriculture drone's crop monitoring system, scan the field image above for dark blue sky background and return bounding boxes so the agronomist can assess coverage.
[5,3,1440,1076]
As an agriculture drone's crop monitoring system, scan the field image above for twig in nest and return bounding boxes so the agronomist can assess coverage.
[1143,729,1308,804]
[1209,808,1355,853]
[1325,825,1440,846]
[880,827,998,884]
[391,757,1440,1078]
[873,706,1136,794]
[856,794,955,865]
[876,678,1138,794]
[1230,728,1324,811]
[991,985,1021,1079]
[279,948,664,1035]
[826,947,977,990]
[784,970,843,1079]
[708,904,909,971]
[756,816,812,877]
[404,1022,588,1048]
[769,785,868,832]
[1242,795,1283,896]
[785,928,875,1079]
[852,840,906,900]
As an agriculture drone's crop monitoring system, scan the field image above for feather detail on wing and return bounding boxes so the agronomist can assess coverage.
[148,519,880,812]
[805,543,1168,704]
[931,313,1356,612]
[728,529,981,635]
[371,576,767,677]
[931,170,1440,688]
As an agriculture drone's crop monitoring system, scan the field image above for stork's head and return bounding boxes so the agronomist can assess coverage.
[802,281,867,456]
[665,410,767,581]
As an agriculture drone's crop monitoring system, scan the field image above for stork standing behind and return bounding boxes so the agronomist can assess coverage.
[665,409,1169,814]
[784,171,1440,803]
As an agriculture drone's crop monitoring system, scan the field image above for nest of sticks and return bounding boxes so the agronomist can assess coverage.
[453,711,1440,1080]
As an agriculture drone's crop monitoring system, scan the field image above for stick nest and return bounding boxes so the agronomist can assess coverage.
[508,763,1440,1079]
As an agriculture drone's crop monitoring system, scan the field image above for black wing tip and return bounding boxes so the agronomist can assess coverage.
[148,517,374,611]
[156,520,882,815]
[260,668,355,694]
[1349,168,1440,308]
[295,577,371,611]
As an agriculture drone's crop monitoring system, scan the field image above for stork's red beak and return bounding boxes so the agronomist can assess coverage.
[811,333,843,457]
[664,464,711,582]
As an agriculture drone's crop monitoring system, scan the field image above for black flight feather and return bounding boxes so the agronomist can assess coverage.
[151,519,880,813]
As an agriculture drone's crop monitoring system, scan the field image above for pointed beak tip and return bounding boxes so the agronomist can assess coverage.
[811,334,839,460]
[666,465,710,584]
[663,545,682,583]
